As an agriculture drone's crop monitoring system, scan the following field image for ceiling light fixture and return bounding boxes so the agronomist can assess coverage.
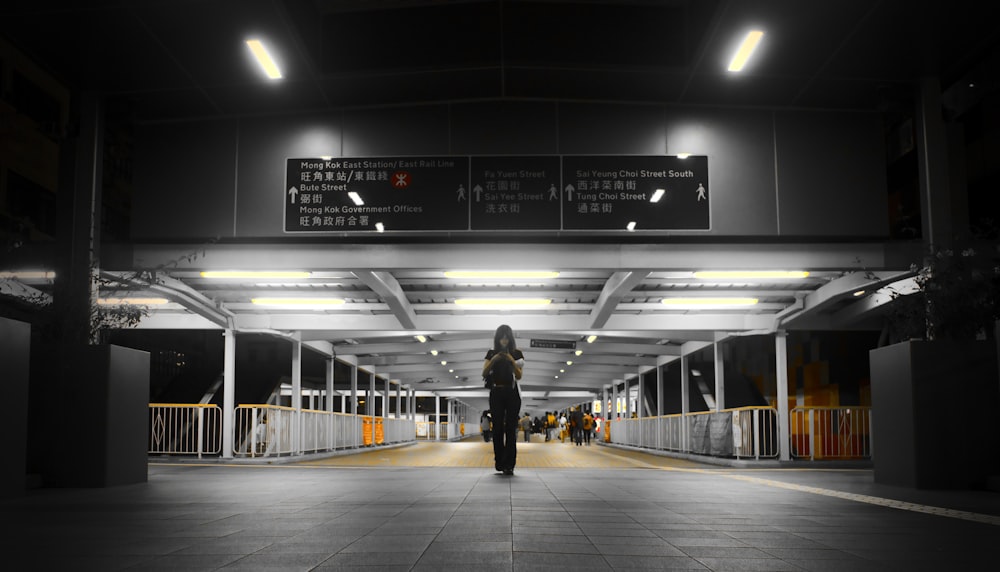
[97,297,169,305]
[626,221,637,231]
[454,298,552,307]
[347,192,364,206]
[575,350,583,356]
[728,30,765,72]
[650,189,665,203]
[661,297,759,307]
[430,350,439,356]
[675,153,691,159]
[853,290,866,297]
[250,298,345,306]
[245,39,282,79]
[693,270,809,280]
[375,222,385,233]
[0,270,56,279]
[201,271,311,279]
[586,335,597,343]
[414,335,427,343]
[444,270,559,280]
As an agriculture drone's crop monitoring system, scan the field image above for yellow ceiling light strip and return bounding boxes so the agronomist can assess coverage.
[245,39,282,79]
[662,297,758,307]
[251,298,345,306]
[693,270,809,279]
[444,270,559,280]
[97,297,169,305]
[201,271,312,279]
[0,270,56,279]
[454,298,552,307]
[728,30,765,72]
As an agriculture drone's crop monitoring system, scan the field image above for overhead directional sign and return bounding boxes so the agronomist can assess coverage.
[285,155,709,232]
[285,157,469,232]
[470,156,562,230]
[562,155,710,230]
[530,338,577,349]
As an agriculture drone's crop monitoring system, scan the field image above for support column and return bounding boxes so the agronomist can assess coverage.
[681,354,690,452]
[222,330,236,459]
[637,370,645,448]
[395,383,401,419]
[612,382,618,420]
[775,332,791,461]
[346,356,358,447]
[656,364,664,450]
[368,372,376,446]
[291,334,302,455]
[435,394,441,441]
[325,359,334,413]
[383,377,390,418]
[714,341,725,412]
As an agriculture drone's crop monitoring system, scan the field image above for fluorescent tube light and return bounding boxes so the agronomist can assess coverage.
[454,298,552,307]
[202,271,311,279]
[347,192,364,206]
[251,298,345,306]
[431,350,439,356]
[728,30,765,72]
[650,189,665,203]
[414,335,427,343]
[853,290,866,297]
[676,153,691,159]
[444,271,559,280]
[575,350,583,356]
[586,335,598,343]
[0,270,56,279]
[693,270,809,279]
[245,39,282,79]
[440,361,447,366]
[97,297,169,305]
[661,297,759,307]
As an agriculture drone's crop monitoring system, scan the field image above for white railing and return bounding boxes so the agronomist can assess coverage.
[383,417,416,444]
[790,406,871,459]
[608,406,784,460]
[148,404,222,457]
[235,404,296,457]
[607,406,869,460]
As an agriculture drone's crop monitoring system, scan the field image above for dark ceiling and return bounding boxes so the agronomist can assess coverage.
[1,0,998,122]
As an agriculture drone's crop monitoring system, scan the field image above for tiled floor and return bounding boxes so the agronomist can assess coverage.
[3,442,998,571]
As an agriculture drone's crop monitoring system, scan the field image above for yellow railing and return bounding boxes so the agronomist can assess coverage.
[790,406,871,459]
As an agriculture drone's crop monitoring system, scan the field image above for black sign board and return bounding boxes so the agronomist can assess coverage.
[285,155,709,232]
[562,156,709,230]
[530,339,577,350]
[470,156,562,230]
[285,157,469,232]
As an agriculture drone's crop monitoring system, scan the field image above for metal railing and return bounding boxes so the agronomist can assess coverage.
[790,406,871,459]
[607,406,869,461]
[148,404,222,457]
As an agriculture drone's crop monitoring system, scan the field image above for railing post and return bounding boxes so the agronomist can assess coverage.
[753,409,760,460]
[197,407,204,459]
[809,408,816,461]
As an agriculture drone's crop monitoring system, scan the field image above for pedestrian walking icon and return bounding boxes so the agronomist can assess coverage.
[548,184,558,200]
[457,184,467,201]
[696,183,707,201]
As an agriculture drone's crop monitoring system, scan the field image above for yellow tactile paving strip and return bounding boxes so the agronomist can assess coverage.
[295,436,708,469]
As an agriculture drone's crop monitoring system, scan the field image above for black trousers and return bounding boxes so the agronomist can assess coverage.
[489,386,521,471]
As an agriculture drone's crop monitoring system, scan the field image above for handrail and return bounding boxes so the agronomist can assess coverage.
[790,406,871,459]
[148,404,222,457]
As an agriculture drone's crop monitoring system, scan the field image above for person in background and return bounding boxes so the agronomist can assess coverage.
[480,410,492,442]
[582,410,594,446]
[570,406,584,446]
[520,412,532,442]
[545,411,556,442]
[483,324,524,476]
[558,411,568,443]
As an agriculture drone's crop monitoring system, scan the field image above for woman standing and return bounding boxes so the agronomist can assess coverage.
[483,324,524,475]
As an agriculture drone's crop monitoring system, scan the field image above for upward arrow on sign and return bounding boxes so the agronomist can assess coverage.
[288,187,299,203]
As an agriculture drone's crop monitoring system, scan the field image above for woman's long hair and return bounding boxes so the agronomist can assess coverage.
[493,324,517,353]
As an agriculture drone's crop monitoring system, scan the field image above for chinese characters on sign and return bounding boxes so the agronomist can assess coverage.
[285,155,709,232]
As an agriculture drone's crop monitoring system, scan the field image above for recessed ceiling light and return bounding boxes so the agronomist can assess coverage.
[675,153,691,159]
[626,221,637,231]
[586,335,597,343]
[245,39,282,79]
[574,350,583,356]
[414,335,427,343]
[728,30,765,72]
[430,350,439,356]
[853,290,866,297]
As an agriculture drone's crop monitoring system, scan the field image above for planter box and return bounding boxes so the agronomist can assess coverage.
[869,340,999,489]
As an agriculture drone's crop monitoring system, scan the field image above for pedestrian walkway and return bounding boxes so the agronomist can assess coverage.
[3,442,998,571]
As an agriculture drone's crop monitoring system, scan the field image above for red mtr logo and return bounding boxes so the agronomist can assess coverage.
[392,171,411,188]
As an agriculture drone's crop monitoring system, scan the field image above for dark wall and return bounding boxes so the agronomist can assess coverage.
[1,317,30,497]
[133,102,887,240]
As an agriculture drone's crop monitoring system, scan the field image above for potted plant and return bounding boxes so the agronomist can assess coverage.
[870,241,1000,489]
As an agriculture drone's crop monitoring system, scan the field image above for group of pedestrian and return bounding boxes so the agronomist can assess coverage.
[542,407,600,445]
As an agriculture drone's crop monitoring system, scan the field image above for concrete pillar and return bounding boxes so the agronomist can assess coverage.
[368,372,376,445]
[383,377,390,418]
[775,332,791,461]
[222,330,236,459]
[435,394,441,441]
[656,364,664,450]
[395,383,401,419]
[714,341,725,412]
[681,354,690,452]
[291,334,302,454]
[325,359,334,413]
